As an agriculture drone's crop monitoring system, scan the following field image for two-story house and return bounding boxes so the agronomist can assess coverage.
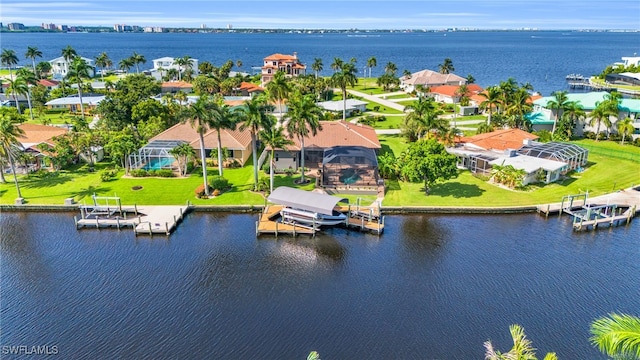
[261,53,306,87]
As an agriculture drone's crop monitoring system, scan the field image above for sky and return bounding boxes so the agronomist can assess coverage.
[1,0,640,30]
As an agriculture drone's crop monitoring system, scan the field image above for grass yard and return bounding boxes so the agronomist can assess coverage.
[350,80,388,94]
[365,102,404,114]
[367,115,405,129]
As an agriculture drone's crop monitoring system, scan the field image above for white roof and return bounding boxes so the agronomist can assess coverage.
[49,56,94,64]
[490,154,567,174]
[317,99,368,112]
[267,186,347,216]
[46,96,105,106]
[618,72,640,81]
[153,57,176,62]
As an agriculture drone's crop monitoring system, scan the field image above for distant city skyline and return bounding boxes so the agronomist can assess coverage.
[2,0,640,30]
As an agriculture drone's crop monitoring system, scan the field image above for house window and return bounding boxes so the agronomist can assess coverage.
[267,69,272,74]
[275,154,279,161]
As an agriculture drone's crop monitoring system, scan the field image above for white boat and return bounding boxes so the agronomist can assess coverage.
[280,207,347,226]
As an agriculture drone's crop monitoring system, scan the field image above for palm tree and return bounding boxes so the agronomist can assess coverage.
[36,61,52,79]
[590,313,640,360]
[61,45,77,62]
[119,58,134,74]
[6,77,27,114]
[438,58,455,74]
[404,96,445,139]
[0,112,25,199]
[95,52,111,81]
[479,86,503,125]
[330,57,343,73]
[238,96,276,190]
[367,56,377,78]
[384,61,397,75]
[484,324,557,360]
[131,52,146,73]
[589,102,615,141]
[265,71,291,119]
[182,95,215,195]
[1,49,19,80]
[546,90,570,135]
[208,97,239,177]
[259,126,293,193]
[168,142,195,176]
[330,61,358,121]
[506,88,533,130]
[172,57,186,81]
[311,58,323,79]
[25,46,43,72]
[16,68,37,121]
[66,57,92,121]
[285,92,323,184]
[617,117,635,145]
[557,101,585,140]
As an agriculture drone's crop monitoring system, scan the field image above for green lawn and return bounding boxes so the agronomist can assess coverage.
[383,94,413,100]
[396,100,417,107]
[350,79,388,94]
[365,102,404,114]
[367,115,405,129]
[0,159,314,206]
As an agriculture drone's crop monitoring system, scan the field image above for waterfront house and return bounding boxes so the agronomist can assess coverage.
[400,69,466,93]
[234,82,265,97]
[150,57,199,80]
[261,53,306,87]
[530,92,640,137]
[37,79,60,91]
[161,81,194,94]
[11,123,68,171]
[267,121,381,172]
[132,122,253,171]
[428,84,484,104]
[49,56,95,80]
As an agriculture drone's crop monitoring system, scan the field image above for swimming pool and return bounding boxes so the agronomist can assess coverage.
[339,169,361,185]
[142,158,175,171]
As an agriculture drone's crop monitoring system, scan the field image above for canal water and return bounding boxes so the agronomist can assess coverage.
[1,212,638,359]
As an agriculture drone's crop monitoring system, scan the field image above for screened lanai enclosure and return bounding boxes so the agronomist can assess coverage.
[129,140,183,171]
[517,142,588,172]
[320,146,381,194]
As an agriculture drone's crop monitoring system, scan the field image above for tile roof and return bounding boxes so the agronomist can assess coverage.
[402,69,466,86]
[460,128,539,151]
[17,124,68,147]
[161,81,193,88]
[279,121,380,151]
[239,82,264,92]
[264,53,298,61]
[37,79,60,87]
[429,84,484,97]
[150,122,252,150]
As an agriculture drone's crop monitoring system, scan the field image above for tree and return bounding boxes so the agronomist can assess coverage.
[238,96,276,191]
[259,126,293,193]
[384,61,397,75]
[590,313,640,360]
[466,74,476,84]
[438,58,455,74]
[207,97,239,177]
[6,77,27,114]
[95,52,112,81]
[0,110,26,198]
[66,57,92,121]
[180,95,214,194]
[589,102,615,141]
[169,143,195,176]
[555,101,585,141]
[285,91,323,184]
[367,56,377,78]
[25,46,43,73]
[403,96,445,140]
[103,131,138,174]
[61,45,77,63]
[617,117,635,146]
[479,86,503,125]
[330,60,358,121]
[546,90,570,135]
[484,324,557,360]
[35,61,52,79]
[16,68,38,121]
[505,88,533,130]
[266,71,291,119]
[1,49,19,80]
[330,57,344,73]
[311,58,323,79]
[119,58,134,73]
[131,52,146,73]
[377,151,397,179]
[397,139,458,194]
[456,84,470,106]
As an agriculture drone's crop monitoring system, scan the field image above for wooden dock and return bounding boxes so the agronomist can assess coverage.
[75,201,191,236]
[256,202,384,237]
[571,205,636,231]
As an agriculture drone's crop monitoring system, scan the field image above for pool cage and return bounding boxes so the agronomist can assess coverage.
[321,146,379,189]
[517,142,588,172]
[129,140,185,171]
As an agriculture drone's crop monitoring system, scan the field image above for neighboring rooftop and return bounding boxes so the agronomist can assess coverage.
[459,128,539,151]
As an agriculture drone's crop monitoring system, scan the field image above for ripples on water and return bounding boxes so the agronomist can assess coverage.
[1,212,638,359]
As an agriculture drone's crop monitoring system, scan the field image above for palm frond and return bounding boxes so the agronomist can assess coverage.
[590,313,640,359]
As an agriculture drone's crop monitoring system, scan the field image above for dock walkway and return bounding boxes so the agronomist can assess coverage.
[75,204,190,235]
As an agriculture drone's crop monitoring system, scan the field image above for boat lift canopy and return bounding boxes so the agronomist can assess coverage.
[267,187,348,216]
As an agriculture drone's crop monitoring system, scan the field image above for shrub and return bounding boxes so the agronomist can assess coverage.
[130,169,148,177]
[155,169,175,177]
[227,159,241,168]
[256,177,270,192]
[194,183,212,198]
[284,167,296,176]
[261,161,270,174]
[583,131,596,140]
[212,189,221,197]
[209,175,230,191]
[100,168,119,182]
[607,133,622,142]
[186,162,195,173]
